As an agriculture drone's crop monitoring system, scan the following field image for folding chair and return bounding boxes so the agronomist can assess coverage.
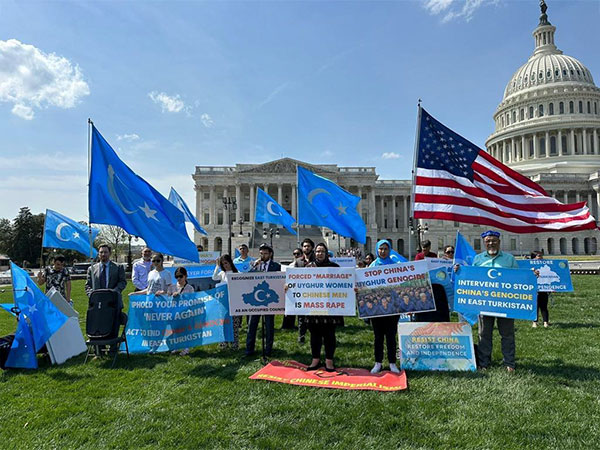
[84,289,129,368]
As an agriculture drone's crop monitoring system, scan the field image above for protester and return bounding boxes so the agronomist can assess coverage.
[531,250,550,328]
[131,253,172,295]
[456,230,519,372]
[37,254,72,304]
[288,238,316,342]
[213,254,242,349]
[166,267,195,356]
[246,243,281,357]
[304,243,341,372]
[415,240,437,260]
[367,240,400,374]
[233,244,254,272]
[442,245,455,260]
[281,248,304,330]
[132,247,153,291]
[364,253,375,267]
[85,244,127,308]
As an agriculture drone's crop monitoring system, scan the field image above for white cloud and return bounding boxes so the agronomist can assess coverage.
[423,0,493,22]
[116,133,140,142]
[257,82,291,109]
[382,152,400,159]
[148,91,187,113]
[0,39,90,120]
[200,113,214,128]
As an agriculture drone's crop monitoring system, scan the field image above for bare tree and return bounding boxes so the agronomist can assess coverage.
[96,225,128,261]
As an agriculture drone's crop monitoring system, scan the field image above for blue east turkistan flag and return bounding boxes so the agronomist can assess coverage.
[43,209,99,258]
[168,187,208,235]
[89,125,199,262]
[5,313,38,369]
[10,262,68,352]
[390,249,408,263]
[452,232,479,325]
[297,166,366,244]
[255,188,297,235]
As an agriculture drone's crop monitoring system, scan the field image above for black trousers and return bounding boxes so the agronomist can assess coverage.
[298,316,308,337]
[372,316,398,363]
[537,292,549,322]
[308,323,336,360]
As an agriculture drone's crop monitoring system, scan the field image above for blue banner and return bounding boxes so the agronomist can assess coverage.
[124,285,233,353]
[429,266,454,311]
[454,266,537,320]
[517,259,573,292]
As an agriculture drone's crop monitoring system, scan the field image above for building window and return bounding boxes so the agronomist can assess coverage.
[579,101,583,113]
[510,239,517,251]
[559,102,564,114]
[203,192,210,200]
[520,108,524,121]
[501,116,505,127]
[539,137,546,156]
[561,135,568,154]
[512,111,516,123]
[550,136,557,155]
[244,212,250,221]
[587,101,591,114]
[203,213,209,224]
[595,102,598,115]
[529,139,534,157]
[474,239,481,251]
[569,101,574,113]
[529,106,534,118]
[454,221,460,227]
[538,104,544,117]
[217,213,223,225]
[549,103,554,115]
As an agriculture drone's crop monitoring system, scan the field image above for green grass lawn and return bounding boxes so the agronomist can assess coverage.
[1,277,599,449]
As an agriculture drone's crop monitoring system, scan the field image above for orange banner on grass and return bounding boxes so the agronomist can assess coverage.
[249,360,408,391]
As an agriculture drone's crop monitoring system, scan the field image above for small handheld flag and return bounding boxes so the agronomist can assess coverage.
[43,209,99,257]
[255,188,297,235]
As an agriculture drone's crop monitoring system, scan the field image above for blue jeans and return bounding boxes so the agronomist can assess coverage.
[246,315,274,355]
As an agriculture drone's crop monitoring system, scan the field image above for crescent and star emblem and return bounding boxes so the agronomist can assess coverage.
[266,201,282,216]
[307,188,332,218]
[487,269,501,279]
[107,164,159,220]
[55,223,71,242]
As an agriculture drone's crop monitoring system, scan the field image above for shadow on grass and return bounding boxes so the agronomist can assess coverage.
[520,359,600,381]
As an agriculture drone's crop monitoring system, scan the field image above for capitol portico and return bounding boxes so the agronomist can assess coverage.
[193,3,599,258]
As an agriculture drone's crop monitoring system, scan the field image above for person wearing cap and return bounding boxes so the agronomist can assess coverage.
[473,230,519,372]
[245,243,281,357]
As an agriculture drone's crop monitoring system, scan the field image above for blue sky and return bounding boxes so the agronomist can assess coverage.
[0,0,598,223]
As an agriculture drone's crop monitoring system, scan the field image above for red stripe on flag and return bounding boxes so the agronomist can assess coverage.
[477,151,548,196]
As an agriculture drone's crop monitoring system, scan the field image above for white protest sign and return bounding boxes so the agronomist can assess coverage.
[227,271,286,316]
[330,257,356,268]
[355,260,435,318]
[285,267,356,316]
[426,258,454,271]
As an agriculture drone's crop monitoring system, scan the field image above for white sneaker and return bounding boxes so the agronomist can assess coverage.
[389,363,400,373]
[370,362,382,374]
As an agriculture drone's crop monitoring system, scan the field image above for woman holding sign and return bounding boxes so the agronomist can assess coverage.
[530,251,550,328]
[368,240,401,374]
[305,243,342,372]
[213,254,242,349]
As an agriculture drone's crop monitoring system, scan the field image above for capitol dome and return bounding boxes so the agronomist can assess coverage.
[485,2,600,178]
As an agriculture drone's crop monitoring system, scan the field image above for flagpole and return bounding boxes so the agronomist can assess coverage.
[87,118,94,262]
[408,100,423,261]
[295,165,300,247]
[39,210,48,272]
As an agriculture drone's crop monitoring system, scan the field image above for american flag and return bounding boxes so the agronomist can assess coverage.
[413,108,598,233]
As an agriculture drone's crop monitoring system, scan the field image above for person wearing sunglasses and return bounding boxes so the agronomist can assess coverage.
[130,253,173,296]
[166,267,195,356]
[442,246,455,260]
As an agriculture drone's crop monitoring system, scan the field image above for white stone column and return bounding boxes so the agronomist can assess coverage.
[576,191,581,203]
[235,184,242,223]
[545,131,550,157]
[533,133,539,158]
[511,137,516,162]
[392,196,397,231]
[596,190,600,221]
[570,129,575,154]
[250,184,256,224]
[521,137,527,160]
[209,186,215,225]
[369,188,377,227]
[196,186,206,225]
[563,191,568,204]
[379,196,385,230]
[291,183,297,218]
[558,130,563,155]
[358,187,363,216]
[583,128,588,154]
[594,129,598,155]
[588,193,593,216]
[277,184,283,205]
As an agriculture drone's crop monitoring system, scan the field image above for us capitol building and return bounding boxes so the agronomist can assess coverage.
[193,3,599,258]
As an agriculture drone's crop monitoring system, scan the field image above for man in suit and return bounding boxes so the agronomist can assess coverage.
[85,244,127,308]
[245,243,281,357]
